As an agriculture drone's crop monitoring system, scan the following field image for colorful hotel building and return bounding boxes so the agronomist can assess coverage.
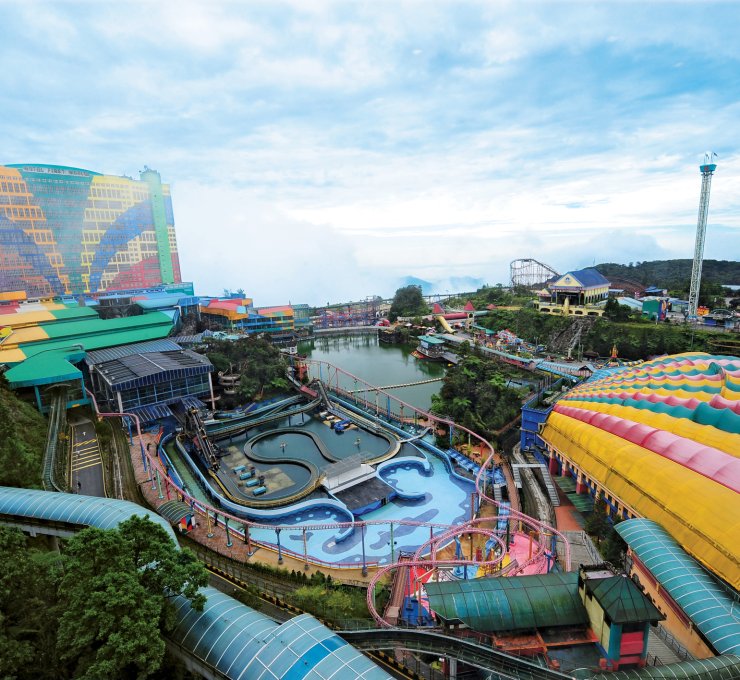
[0,164,181,298]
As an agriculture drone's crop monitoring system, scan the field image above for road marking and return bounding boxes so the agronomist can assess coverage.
[72,456,103,465]
[72,461,103,472]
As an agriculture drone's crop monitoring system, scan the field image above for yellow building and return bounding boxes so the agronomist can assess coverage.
[538,268,609,316]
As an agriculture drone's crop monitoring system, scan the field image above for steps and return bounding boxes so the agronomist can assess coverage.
[539,466,561,507]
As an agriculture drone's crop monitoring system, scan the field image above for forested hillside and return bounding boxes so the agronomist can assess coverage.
[0,378,47,488]
[595,259,739,288]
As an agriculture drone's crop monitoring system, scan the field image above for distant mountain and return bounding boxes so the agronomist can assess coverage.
[594,259,740,288]
[397,275,485,296]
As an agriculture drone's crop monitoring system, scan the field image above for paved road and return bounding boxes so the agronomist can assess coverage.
[70,420,105,497]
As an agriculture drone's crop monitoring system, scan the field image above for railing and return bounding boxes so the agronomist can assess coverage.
[654,623,693,662]
[42,386,68,492]
[341,629,573,680]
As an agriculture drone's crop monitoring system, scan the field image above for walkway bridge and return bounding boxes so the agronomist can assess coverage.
[341,629,573,680]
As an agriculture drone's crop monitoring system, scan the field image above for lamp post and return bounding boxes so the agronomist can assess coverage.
[361,523,367,577]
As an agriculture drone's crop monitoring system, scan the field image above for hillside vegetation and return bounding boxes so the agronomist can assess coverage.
[595,259,740,288]
[0,378,48,488]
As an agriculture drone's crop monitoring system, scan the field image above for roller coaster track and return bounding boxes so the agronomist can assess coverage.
[341,630,573,680]
[5,490,735,680]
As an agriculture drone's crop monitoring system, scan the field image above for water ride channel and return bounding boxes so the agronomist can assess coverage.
[156,333,560,587]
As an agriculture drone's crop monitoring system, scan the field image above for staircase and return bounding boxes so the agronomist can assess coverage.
[548,317,597,355]
[539,466,561,507]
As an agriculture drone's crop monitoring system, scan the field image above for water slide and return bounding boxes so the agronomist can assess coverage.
[436,315,455,333]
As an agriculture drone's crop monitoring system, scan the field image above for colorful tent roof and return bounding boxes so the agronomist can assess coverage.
[541,353,740,590]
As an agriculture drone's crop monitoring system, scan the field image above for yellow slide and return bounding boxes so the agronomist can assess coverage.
[436,315,454,333]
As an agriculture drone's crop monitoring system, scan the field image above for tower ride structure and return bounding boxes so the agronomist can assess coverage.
[687,153,718,319]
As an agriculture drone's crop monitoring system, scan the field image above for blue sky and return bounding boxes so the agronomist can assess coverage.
[2,1,739,305]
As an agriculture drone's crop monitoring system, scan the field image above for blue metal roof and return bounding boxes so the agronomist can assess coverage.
[85,339,182,365]
[616,519,740,655]
[567,268,610,288]
[170,589,392,679]
[0,486,178,543]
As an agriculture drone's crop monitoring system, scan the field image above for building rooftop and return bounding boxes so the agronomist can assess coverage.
[86,339,183,365]
[92,348,212,390]
[418,335,446,345]
[616,518,740,656]
[0,311,175,367]
[542,352,740,590]
[425,572,588,632]
[583,574,663,625]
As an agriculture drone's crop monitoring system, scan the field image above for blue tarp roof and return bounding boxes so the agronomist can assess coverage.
[616,519,740,655]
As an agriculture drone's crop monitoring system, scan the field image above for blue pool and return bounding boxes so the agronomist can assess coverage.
[243,452,473,564]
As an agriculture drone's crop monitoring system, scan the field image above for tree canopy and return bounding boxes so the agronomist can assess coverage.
[0,516,208,680]
[202,336,289,402]
[431,354,527,442]
[0,377,48,488]
[388,285,428,321]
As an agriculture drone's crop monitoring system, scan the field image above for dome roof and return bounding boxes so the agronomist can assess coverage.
[542,352,740,590]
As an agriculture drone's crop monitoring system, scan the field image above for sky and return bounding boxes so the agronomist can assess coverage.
[2,1,739,305]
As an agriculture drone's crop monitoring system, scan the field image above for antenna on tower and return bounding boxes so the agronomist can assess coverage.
[687,152,718,319]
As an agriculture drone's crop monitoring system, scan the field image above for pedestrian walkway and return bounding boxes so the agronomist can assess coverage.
[554,476,593,514]
[647,628,685,666]
[70,420,105,497]
[553,484,585,531]
[129,431,373,585]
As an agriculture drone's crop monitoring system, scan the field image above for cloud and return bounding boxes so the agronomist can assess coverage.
[1,1,739,304]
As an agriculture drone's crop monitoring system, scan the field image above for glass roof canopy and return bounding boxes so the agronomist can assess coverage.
[170,588,391,679]
[617,519,740,656]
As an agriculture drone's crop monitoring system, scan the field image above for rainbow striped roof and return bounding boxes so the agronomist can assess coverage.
[542,352,740,590]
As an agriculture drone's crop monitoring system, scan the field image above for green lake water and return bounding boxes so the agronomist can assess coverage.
[298,333,445,411]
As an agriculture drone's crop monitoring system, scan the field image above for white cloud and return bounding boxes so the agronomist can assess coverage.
[1,1,739,303]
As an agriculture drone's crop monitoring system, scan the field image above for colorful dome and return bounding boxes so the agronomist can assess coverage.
[541,352,740,590]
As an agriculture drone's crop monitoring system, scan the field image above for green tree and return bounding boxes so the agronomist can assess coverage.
[603,297,631,322]
[204,336,289,402]
[56,516,208,680]
[584,497,611,543]
[602,519,628,568]
[388,285,428,321]
[0,527,62,680]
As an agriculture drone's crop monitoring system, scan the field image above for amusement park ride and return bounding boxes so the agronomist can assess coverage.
[687,153,718,320]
